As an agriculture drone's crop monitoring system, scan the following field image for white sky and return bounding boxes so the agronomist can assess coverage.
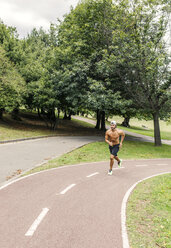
[0,0,79,38]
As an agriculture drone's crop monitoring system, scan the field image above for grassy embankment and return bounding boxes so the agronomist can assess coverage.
[0,112,102,141]
[0,112,171,141]
[24,140,171,175]
[80,115,171,140]
[127,174,171,248]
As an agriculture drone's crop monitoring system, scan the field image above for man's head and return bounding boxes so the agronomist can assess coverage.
[110,120,117,130]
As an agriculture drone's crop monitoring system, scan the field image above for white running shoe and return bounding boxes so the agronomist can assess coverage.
[118,159,122,167]
[108,170,113,175]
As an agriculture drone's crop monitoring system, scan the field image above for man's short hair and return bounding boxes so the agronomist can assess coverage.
[111,120,116,125]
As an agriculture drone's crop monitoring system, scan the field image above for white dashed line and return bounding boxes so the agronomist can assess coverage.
[135,164,148,167]
[156,164,168,166]
[25,208,49,236]
[114,167,125,170]
[86,172,99,178]
[60,184,76,195]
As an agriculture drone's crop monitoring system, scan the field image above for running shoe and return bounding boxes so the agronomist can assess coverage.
[118,159,122,167]
[108,169,113,175]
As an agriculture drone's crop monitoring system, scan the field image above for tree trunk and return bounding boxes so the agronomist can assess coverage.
[11,108,21,120]
[101,111,106,131]
[122,116,130,127]
[0,108,4,119]
[68,113,71,120]
[153,112,161,146]
[38,108,41,119]
[57,108,60,119]
[95,110,101,129]
[63,110,67,120]
[48,108,57,130]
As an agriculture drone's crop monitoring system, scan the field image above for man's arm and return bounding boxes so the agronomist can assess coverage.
[119,130,125,148]
[105,131,113,146]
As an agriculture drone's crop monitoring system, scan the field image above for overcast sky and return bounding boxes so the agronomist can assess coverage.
[0,0,79,38]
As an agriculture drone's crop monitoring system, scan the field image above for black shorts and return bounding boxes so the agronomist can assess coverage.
[109,144,120,156]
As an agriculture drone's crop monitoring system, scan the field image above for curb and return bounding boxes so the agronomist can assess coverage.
[0,135,59,144]
[0,134,104,144]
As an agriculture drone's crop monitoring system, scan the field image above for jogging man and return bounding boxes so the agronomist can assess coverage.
[105,120,125,175]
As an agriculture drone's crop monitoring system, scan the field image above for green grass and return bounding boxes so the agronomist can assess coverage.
[23,140,171,175]
[108,116,171,140]
[0,112,170,141]
[108,115,171,132]
[127,174,171,248]
[0,122,54,140]
[0,113,103,141]
[75,115,171,140]
[117,124,171,140]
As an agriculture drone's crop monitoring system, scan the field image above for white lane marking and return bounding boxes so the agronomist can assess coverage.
[135,164,148,167]
[60,184,76,195]
[114,167,125,170]
[156,164,168,166]
[121,172,171,248]
[25,208,49,236]
[86,172,99,178]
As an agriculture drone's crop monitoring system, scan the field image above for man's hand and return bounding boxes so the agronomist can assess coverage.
[119,142,123,148]
[108,141,113,146]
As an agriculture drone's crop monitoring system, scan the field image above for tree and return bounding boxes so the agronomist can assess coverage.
[0,20,23,65]
[0,46,25,119]
[104,0,171,145]
[87,78,131,130]
[57,0,129,129]
[52,48,90,119]
[17,27,61,128]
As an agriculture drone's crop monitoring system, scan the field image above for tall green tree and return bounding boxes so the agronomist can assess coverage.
[17,27,60,128]
[0,46,25,119]
[0,20,23,65]
[109,0,171,146]
[57,0,129,129]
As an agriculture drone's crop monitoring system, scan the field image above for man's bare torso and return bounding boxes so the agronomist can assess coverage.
[105,128,122,146]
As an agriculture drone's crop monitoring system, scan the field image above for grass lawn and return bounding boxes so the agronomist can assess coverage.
[23,140,171,175]
[0,113,103,141]
[117,124,171,140]
[83,115,171,140]
[1,112,171,141]
[106,120,171,140]
[127,174,171,248]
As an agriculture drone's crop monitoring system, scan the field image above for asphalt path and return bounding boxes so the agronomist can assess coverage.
[0,136,103,186]
[0,159,170,248]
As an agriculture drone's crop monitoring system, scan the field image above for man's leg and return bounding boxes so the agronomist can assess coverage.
[114,156,120,163]
[114,156,122,167]
[110,154,114,170]
[113,145,121,166]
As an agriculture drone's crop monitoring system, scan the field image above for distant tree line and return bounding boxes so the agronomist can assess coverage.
[0,0,170,146]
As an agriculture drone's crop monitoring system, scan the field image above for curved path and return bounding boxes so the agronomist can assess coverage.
[0,136,104,186]
[0,159,170,248]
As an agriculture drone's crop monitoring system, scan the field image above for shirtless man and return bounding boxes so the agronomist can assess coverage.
[105,120,125,175]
